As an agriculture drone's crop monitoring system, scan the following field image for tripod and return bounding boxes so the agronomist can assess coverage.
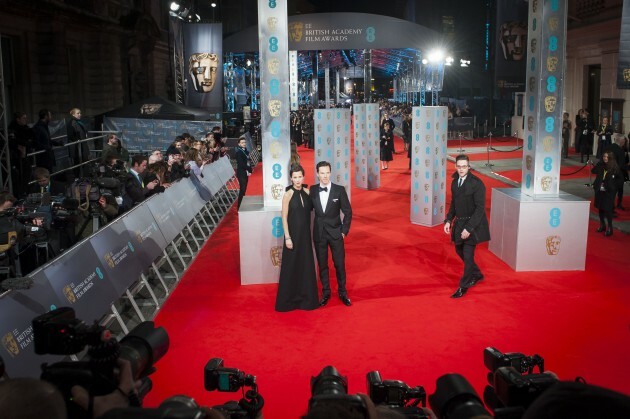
[77,207,107,238]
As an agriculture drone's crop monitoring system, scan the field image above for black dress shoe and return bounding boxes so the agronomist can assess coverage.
[605,229,613,237]
[469,274,484,287]
[340,296,352,306]
[596,225,605,233]
[451,287,468,298]
[319,296,330,307]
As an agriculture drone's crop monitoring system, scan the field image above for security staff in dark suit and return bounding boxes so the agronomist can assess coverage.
[444,155,490,298]
[235,136,252,209]
[311,161,353,307]
[124,155,159,206]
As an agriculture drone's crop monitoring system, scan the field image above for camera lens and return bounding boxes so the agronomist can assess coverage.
[119,321,169,379]
[311,366,348,397]
[429,373,492,419]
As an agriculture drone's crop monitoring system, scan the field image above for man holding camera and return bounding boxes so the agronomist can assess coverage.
[125,155,159,206]
[444,155,490,299]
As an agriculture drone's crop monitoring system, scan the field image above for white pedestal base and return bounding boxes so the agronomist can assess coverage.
[489,188,589,271]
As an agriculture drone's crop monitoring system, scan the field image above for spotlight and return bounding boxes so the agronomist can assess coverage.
[211,2,217,7]
[445,56,454,66]
[460,59,471,67]
[246,59,252,67]
[428,49,445,64]
[170,2,180,12]
[422,59,428,65]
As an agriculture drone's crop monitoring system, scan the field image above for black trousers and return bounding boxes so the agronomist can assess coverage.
[454,242,482,288]
[237,172,248,209]
[315,230,347,297]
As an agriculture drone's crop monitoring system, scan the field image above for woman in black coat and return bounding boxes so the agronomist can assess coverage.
[592,151,624,236]
[380,121,394,170]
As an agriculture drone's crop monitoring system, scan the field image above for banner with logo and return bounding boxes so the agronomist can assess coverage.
[259,0,291,207]
[88,221,146,295]
[121,204,168,267]
[183,23,223,113]
[353,104,380,190]
[145,192,184,244]
[290,51,299,110]
[104,117,221,153]
[332,109,351,199]
[0,278,65,378]
[521,0,566,196]
[494,0,529,99]
[40,244,119,323]
[201,162,225,195]
[314,109,334,181]
[618,0,630,88]
[410,106,447,226]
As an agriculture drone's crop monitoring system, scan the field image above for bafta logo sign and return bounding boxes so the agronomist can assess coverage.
[189,53,219,93]
[288,22,303,42]
[545,235,561,256]
[63,285,77,303]
[268,100,281,117]
[270,246,282,267]
[271,184,284,200]
[2,333,19,357]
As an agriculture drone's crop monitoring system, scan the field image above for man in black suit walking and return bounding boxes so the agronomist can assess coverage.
[311,161,353,307]
[444,155,490,298]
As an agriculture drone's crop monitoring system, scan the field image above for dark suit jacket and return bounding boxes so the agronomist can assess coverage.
[124,172,150,205]
[27,179,67,197]
[311,183,352,242]
[445,171,490,245]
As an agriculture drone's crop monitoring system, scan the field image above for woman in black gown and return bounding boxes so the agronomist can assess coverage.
[275,165,319,312]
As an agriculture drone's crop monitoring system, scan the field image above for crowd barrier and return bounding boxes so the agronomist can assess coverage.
[0,157,238,378]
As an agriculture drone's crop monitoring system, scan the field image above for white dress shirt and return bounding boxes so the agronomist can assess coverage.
[319,183,331,212]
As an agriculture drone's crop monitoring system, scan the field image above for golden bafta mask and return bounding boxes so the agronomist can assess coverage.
[544,96,557,112]
[540,176,552,191]
[434,196,438,203]
[530,38,537,54]
[526,155,533,170]
[368,150,372,156]
[425,159,430,167]
[336,175,341,182]
[336,124,340,132]
[317,150,322,157]
[548,17,559,31]
[317,124,321,131]
[425,135,431,142]
[413,194,418,202]
[63,285,76,303]
[361,123,365,130]
[271,184,284,200]
[326,113,331,120]
[135,231,143,243]
[434,172,438,179]
[336,149,341,158]
[104,253,115,268]
[2,333,19,357]
[415,146,420,154]
[270,141,282,158]
[327,137,331,145]
[529,77,535,92]
[414,170,419,178]
[268,100,281,117]
[424,183,430,191]
[288,22,303,41]
[441,182,444,189]
[344,161,349,168]
[545,235,561,256]
[189,53,219,93]
[270,246,283,267]
[141,104,162,115]
[532,0,538,11]
[424,208,429,215]
[543,136,554,152]
[426,109,431,117]
[546,56,558,72]
[374,157,378,164]
[435,147,439,154]
[362,158,366,164]
[528,116,534,131]
[362,175,366,182]
[440,205,444,213]
[267,58,280,75]
[624,68,630,82]
[415,121,420,129]
[267,17,278,31]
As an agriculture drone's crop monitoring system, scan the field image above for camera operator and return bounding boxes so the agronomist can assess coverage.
[0,192,44,275]
[101,134,129,165]
[125,155,159,206]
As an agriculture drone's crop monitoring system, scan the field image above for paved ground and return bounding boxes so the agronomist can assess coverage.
[447,144,630,234]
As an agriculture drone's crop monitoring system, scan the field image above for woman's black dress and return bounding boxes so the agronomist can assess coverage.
[275,186,319,312]
[380,129,394,162]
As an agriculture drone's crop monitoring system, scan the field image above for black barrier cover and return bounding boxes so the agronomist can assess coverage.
[88,219,147,295]
[121,204,168,267]
[145,191,184,243]
[0,275,65,377]
[40,244,119,323]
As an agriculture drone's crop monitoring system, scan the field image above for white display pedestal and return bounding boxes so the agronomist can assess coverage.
[489,188,590,271]
[238,196,282,285]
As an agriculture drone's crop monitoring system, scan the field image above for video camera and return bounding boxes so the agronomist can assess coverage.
[308,366,429,418]
[14,192,79,230]
[482,347,557,418]
[33,307,169,419]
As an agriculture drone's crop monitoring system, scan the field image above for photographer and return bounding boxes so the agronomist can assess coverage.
[28,167,67,197]
[0,192,44,275]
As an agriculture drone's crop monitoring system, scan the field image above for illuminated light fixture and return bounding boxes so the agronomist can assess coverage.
[422,59,428,65]
[445,56,454,66]
[460,59,471,67]
[211,2,217,7]
[427,49,445,63]
[170,2,180,11]
[246,59,252,67]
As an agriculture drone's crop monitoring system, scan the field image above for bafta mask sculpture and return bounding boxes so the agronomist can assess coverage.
[189,53,219,93]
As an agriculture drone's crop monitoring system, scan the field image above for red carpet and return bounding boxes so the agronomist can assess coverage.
[145,136,630,417]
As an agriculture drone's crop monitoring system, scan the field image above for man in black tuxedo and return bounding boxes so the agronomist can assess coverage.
[444,155,490,298]
[311,161,353,307]
[124,155,159,206]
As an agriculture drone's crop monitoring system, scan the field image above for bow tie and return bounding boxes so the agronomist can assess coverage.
[320,186,328,192]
